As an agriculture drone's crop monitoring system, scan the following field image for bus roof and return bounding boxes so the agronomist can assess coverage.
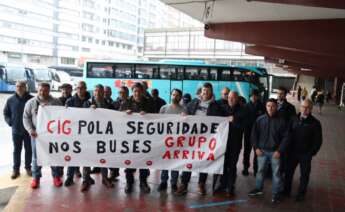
[85,60,267,75]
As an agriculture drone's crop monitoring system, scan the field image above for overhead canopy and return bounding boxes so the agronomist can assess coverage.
[161,0,345,78]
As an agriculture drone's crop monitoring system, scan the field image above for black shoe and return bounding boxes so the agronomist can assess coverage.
[242,169,249,176]
[75,169,82,178]
[125,183,133,194]
[295,193,305,202]
[90,167,101,174]
[26,168,32,177]
[81,181,90,192]
[87,177,95,185]
[140,182,151,193]
[213,185,226,195]
[248,189,263,197]
[157,182,167,192]
[272,194,282,203]
[198,183,206,195]
[11,170,20,179]
[175,184,188,196]
[227,187,235,197]
[171,184,178,193]
[64,177,74,187]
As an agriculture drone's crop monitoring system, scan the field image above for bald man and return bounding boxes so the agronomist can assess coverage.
[284,99,322,202]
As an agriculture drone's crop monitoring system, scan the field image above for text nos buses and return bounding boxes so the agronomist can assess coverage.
[83,60,269,102]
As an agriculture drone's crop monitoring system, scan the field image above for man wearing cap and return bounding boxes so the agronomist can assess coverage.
[59,83,73,105]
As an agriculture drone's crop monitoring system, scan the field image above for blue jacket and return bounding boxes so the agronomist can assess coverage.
[3,92,33,135]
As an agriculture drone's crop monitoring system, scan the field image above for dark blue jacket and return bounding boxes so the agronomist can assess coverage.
[185,98,224,116]
[3,93,33,135]
[66,92,90,108]
[251,113,289,153]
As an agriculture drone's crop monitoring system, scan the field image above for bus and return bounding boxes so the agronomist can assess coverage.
[28,66,53,91]
[84,60,269,102]
[0,63,35,93]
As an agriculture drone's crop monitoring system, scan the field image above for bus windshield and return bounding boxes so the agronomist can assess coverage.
[34,69,51,81]
[6,67,26,82]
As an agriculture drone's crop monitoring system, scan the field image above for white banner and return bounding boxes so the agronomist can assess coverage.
[36,106,229,174]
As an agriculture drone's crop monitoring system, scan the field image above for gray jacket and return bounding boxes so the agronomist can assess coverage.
[23,95,61,133]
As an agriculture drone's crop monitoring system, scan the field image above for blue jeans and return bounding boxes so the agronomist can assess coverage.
[160,170,179,185]
[31,138,63,179]
[255,151,282,196]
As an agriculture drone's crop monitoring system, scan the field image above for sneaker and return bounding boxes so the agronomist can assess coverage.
[53,177,63,187]
[26,169,32,177]
[125,183,133,194]
[11,170,20,180]
[102,178,114,188]
[272,195,281,203]
[157,182,168,192]
[64,177,74,187]
[140,182,151,193]
[31,178,40,189]
[198,183,206,195]
[175,184,188,196]
[75,169,82,178]
[242,169,249,176]
[248,189,263,197]
[171,184,178,193]
[295,193,305,202]
[81,181,90,192]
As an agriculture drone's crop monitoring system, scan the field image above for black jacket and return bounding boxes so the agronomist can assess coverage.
[120,96,153,113]
[185,98,224,116]
[59,95,72,106]
[113,97,128,111]
[66,93,91,108]
[244,100,265,130]
[251,113,289,153]
[277,100,296,123]
[215,99,229,114]
[83,97,113,109]
[3,92,33,135]
[224,104,246,153]
[289,113,322,156]
[152,97,166,113]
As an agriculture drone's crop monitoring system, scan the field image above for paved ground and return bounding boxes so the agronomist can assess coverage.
[0,94,344,212]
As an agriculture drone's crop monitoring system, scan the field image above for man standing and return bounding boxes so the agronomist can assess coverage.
[3,81,33,179]
[64,81,90,187]
[120,82,153,194]
[248,99,289,203]
[284,99,322,202]
[214,91,246,197]
[216,87,230,112]
[157,89,184,192]
[23,83,63,188]
[58,83,73,105]
[277,86,296,122]
[81,84,114,192]
[242,90,265,176]
[113,86,129,110]
[151,88,166,113]
[176,83,223,196]
[104,86,114,105]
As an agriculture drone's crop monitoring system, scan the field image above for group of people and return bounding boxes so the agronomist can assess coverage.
[297,85,328,114]
[3,80,322,204]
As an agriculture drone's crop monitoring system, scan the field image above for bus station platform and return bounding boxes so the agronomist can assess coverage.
[1,99,345,212]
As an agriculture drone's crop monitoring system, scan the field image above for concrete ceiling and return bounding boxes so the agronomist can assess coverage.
[162,0,345,23]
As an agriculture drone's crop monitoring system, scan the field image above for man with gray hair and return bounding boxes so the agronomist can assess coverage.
[4,81,33,179]
[23,82,63,189]
[284,99,322,202]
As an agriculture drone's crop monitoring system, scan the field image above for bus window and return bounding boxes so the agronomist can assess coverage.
[220,69,233,81]
[0,67,4,80]
[135,65,155,79]
[185,67,208,80]
[114,64,133,78]
[159,66,183,79]
[209,69,218,80]
[87,63,114,78]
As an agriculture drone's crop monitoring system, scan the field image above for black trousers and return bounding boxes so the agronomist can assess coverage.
[180,172,208,185]
[243,129,257,173]
[125,168,149,184]
[12,133,32,171]
[284,154,312,195]
[217,149,240,190]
